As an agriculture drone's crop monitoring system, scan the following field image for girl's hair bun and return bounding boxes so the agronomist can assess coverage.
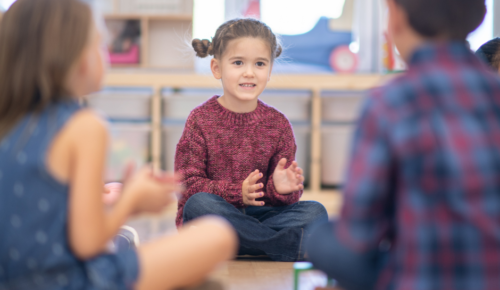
[275,45,283,58]
[192,38,213,58]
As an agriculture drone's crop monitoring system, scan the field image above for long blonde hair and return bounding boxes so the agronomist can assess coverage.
[0,0,92,139]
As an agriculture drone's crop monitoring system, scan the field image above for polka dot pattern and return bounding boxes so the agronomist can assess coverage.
[10,215,21,228]
[17,151,27,164]
[1,100,139,288]
[35,230,47,244]
[14,183,24,197]
[27,258,37,270]
[38,198,50,212]
[0,140,8,151]
[9,248,19,261]
[52,243,63,256]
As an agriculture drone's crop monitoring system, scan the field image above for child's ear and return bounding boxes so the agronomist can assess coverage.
[268,63,273,82]
[211,58,222,80]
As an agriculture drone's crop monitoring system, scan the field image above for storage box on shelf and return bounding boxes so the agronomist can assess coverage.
[162,88,221,172]
[106,123,151,182]
[291,122,311,184]
[259,90,311,122]
[163,88,222,119]
[87,87,153,121]
[260,90,312,183]
[100,0,192,14]
[163,121,185,172]
[87,87,153,182]
[101,0,194,69]
[321,91,366,187]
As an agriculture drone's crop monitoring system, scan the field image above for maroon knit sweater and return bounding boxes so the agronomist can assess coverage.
[175,96,303,227]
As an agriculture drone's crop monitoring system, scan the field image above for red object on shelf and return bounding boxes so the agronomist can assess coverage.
[329,45,358,73]
[244,0,261,19]
[109,44,140,64]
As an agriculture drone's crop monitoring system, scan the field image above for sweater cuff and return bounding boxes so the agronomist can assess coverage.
[223,182,244,207]
[266,177,301,205]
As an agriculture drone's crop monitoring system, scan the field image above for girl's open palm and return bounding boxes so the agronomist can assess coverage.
[272,158,305,195]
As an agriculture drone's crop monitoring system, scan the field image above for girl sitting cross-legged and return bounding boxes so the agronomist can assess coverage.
[176,18,328,262]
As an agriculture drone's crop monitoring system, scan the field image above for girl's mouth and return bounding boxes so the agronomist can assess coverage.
[240,83,256,88]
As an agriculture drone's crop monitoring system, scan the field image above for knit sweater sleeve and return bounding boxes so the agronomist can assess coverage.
[265,119,303,205]
[175,114,244,207]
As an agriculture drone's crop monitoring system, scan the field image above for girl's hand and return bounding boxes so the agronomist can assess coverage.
[103,163,135,206]
[122,166,182,215]
[103,182,122,206]
[242,170,265,206]
[272,158,304,195]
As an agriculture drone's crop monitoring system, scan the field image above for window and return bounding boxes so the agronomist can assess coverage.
[0,0,15,11]
[193,0,225,39]
[261,0,346,35]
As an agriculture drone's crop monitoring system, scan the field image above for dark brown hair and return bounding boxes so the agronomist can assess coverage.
[476,38,500,71]
[0,0,92,139]
[192,18,282,61]
[395,0,486,40]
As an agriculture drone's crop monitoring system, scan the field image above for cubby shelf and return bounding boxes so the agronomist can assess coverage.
[103,73,393,192]
[104,0,194,70]
[104,14,193,21]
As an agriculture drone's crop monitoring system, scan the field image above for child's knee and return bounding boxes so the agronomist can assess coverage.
[302,201,328,222]
[191,216,238,257]
[183,192,219,219]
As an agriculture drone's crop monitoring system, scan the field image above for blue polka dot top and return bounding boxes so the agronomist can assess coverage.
[0,100,139,290]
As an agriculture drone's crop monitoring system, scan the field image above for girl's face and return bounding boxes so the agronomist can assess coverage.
[83,24,107,94]
[211,37,272,104]
[67,22,107,98]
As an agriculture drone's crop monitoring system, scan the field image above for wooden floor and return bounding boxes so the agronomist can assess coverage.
[207,259,334,290]
[127,191,342,290]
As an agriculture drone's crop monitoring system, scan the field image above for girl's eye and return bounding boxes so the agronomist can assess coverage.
[234,61,243,65]
[256,62,265,67]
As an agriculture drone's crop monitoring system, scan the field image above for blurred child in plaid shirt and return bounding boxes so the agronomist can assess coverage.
[306,1,500,290]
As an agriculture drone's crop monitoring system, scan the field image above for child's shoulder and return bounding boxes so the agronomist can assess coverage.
[186,95,219,119]
[366,72,425,110]
[256,100,291,124]
[64,109,109,140]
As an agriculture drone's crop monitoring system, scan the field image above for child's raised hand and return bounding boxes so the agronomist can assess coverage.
[272,158,304,195]
[242,170,265,206]
[122,166,182,215]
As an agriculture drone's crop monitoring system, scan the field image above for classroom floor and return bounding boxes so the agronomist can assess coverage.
[126,191,342,290]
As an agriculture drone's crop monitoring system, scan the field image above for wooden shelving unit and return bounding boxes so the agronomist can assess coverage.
[103,0,194,70]
[103,73,392,192]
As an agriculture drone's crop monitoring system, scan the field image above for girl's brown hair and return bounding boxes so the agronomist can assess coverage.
[192,18,282,61]
[0,0,93,139]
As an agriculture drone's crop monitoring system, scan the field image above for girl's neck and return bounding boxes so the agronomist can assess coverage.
[217,94,258,113]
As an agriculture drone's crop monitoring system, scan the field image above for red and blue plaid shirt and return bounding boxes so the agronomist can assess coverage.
[337,42,500,290]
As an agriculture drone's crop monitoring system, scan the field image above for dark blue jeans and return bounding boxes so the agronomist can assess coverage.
[183,192,328,261]
[305,221,385,290]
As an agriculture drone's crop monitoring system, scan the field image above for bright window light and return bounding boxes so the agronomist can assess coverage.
[467,0,493,51]
[0,0,16,11]
[261,0,346,35]
[193,0,225,40]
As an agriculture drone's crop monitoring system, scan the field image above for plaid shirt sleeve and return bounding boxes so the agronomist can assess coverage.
[336,92,396,252]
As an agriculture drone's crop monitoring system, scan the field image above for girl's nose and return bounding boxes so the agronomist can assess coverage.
[242,65,255,77]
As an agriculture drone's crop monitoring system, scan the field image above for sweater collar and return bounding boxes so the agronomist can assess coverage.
[208,95,267,126]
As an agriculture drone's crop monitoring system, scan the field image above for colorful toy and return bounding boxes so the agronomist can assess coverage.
[279,17,353,72]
